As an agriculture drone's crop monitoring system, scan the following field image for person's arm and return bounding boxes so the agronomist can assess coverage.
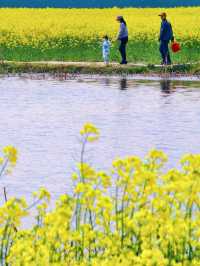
[169,23,174,42]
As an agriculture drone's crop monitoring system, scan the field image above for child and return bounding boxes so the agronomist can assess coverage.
[102,35,111,65]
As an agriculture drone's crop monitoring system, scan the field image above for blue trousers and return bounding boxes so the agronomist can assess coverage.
[159,41,171,64]
[119,37,128,63]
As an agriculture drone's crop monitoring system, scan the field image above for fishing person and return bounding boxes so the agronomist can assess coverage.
[159,12,174,65]
[116,16,128,65]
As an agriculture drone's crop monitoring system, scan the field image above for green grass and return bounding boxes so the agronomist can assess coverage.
[0,41,199,64]
[0,40,199,75]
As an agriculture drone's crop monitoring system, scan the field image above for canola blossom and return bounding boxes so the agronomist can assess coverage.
[0,7,199,62]
[0,124,200,265]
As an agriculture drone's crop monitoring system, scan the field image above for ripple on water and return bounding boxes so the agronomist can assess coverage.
[0,75,199,204]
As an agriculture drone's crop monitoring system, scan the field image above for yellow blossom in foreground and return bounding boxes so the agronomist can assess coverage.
[0,125,200,266]
[3,145,18,165]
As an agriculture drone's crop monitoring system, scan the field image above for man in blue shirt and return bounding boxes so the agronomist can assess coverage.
[159,12,174,65]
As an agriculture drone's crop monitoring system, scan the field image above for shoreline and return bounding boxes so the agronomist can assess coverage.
[0,61,200,79]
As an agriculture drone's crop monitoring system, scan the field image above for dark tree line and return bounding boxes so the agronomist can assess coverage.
[0,0,199,7]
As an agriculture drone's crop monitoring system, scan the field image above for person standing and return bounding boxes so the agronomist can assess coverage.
[102,35,111,65]
[159,12,174,65]
[116,16,128,65]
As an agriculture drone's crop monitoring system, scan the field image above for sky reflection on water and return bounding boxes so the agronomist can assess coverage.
[0,75,199,203]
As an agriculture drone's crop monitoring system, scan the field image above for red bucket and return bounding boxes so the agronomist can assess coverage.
[171,42,181,53]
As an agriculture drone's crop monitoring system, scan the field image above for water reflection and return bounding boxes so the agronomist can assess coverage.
[0,76,199,202]
[102,78,111,87]
[160,80,172,95]
[118,78,173,94]
[119,78,128,90]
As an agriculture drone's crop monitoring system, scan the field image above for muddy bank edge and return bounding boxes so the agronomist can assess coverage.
[1,61,200,76]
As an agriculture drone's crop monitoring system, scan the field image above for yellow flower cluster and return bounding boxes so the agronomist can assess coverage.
[80,122,100,142]
[0,145,18,177]
[0,8,199,50]
[0,125,200,265]
[2,146,17,165]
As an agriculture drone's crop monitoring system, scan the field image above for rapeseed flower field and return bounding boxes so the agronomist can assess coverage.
[0,123,199,265]
[0,7,199,63]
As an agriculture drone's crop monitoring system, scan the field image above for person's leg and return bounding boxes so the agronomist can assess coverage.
[121,43,126,63]
[105,53,109,65]
[103,52,108,65]
[119,41,124,63]
[167,54,171,65]
[166,42,172,65]
[160,41,171,65]
[123,40,127,63]
[119,38,127,64]
[159,41,166,64]
[163,41,172,65]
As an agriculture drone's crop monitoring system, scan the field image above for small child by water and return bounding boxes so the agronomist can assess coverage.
[102,35,111,65]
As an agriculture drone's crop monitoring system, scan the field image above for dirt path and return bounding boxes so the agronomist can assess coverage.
[4,60,147,67]
[3,60,200,67]
[1,60,200,76]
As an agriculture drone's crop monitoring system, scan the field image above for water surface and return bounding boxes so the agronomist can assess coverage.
[0,75,200,203]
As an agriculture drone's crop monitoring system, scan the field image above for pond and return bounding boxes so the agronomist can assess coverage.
[0,75,200,204]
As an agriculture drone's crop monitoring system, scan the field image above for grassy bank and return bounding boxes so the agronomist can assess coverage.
[0,42,199,64]
[0,8,199,63]
[1,61,200,76]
